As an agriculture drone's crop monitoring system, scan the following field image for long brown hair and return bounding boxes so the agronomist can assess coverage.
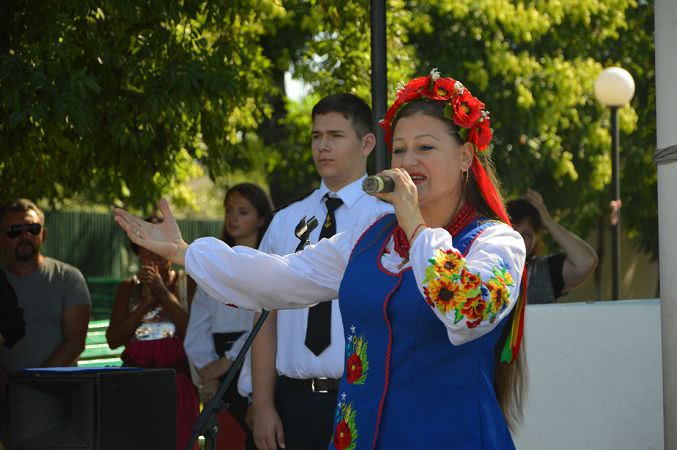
[393,98,527,431]
[220,183,274,248]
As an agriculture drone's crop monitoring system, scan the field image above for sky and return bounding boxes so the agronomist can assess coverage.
[284,71,310,102]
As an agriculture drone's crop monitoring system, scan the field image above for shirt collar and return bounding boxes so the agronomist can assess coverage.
[318,174,368,209]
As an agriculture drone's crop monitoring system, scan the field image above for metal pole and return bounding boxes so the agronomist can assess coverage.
[610,106,621,300]
[370,0,388,172]
[655,0,677,447]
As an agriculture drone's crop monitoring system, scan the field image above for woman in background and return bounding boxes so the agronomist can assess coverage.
[184,183,273,450]
[106,214,199,450]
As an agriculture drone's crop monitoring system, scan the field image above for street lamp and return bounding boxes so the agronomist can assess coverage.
[594,67,635,300]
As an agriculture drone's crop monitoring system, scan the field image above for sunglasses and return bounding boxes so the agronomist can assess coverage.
[4,223,42,239]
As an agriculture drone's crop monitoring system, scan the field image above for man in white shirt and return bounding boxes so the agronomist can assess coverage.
[243,94,391,450]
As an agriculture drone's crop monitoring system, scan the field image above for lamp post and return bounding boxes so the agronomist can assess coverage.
[594,67,635,300]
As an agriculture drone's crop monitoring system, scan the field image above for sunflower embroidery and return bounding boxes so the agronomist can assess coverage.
[422,248,514,328]
[424,248,464,281]
[482,262,514,322]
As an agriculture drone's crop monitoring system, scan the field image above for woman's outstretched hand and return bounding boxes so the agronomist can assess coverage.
[114,198,188,266]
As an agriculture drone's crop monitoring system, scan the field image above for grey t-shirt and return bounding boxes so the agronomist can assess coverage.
[0,257,91,370]
[526,253,566,305]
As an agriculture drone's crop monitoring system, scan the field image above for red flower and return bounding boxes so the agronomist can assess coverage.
[467,118,492,152]
[460,268,481,291]
[429,79,456,101]
[401,76,429,93]
[333,421,352,450]
[423,287,434,306]
[451,91,484,128]
[461,295,487,322]
[382,73,493,153]
[346,353,363,384]
[467,318,482,328]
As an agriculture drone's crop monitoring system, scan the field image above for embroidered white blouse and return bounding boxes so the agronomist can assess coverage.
[186,216,525,346]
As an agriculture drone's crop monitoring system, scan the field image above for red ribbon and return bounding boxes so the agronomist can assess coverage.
[470,155,511,226]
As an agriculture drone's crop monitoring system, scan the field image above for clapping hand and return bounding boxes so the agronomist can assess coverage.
[114,198,188,266]
[138,264,166,295]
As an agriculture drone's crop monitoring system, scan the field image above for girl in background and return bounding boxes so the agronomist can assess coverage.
[107,214,199,450]
[184,183,273,450]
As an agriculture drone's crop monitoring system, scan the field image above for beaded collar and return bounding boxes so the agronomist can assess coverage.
[391,203,476,259]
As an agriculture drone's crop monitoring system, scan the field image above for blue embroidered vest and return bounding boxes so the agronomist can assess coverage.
[329,214,515,450]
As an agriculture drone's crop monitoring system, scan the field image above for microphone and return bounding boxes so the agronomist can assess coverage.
[362,175,395,194]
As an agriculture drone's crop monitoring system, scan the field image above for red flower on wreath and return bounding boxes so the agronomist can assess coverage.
[333,421,352,450]
[430,78,455,101]
[468,118,493,152]
[400,76,428,95]
[452,90,484,128]
[346,353,363,384]
[381,69,493,154]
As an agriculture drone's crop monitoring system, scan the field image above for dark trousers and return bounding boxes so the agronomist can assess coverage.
[246,376,338,450]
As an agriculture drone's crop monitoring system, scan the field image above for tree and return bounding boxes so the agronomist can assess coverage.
[2,0,658,266]
[1,1,280,210]
[407,0,657,258]
[0,0,417,211]
[256,0,418,205]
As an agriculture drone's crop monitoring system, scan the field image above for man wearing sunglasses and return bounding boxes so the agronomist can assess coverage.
[0,199,91,444]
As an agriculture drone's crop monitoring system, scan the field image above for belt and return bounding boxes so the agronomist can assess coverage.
[278,376,340,393]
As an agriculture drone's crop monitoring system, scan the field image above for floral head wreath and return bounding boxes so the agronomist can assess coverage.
[380,69,526,364]
[379,68,493,154]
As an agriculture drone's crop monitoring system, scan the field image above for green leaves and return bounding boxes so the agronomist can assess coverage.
[1,1,275,211]
[0,0,657,259]
[409,0,657,257]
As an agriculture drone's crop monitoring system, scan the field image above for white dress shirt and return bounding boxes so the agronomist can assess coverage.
[184,286,255,369]
[234,176,392,395]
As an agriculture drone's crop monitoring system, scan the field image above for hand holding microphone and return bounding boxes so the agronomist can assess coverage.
[362,174,395,194]
[363,169,425,240]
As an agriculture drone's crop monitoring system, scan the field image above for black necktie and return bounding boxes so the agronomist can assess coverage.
[304,195,344,356]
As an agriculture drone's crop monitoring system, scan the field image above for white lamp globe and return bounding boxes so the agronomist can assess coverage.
[594,67,635,107]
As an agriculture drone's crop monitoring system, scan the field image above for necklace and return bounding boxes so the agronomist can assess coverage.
[392,203,476,259]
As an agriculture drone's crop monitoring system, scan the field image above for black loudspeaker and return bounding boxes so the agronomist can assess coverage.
[7,368,176,450]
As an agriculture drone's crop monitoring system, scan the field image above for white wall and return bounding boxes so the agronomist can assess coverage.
[515,300,664,450]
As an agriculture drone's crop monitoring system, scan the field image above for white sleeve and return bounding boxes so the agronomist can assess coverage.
[237,350,253,397]
[183,288,218,369]
[225,328,251,361]
[185,232,354,311]
[409,223,526,346]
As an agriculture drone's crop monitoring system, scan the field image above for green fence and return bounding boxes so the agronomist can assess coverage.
[79,319,123,367]
[42,210,222,279]
[87,277,121,320]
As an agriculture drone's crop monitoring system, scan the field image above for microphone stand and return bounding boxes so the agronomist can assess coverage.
[185,216,319,450]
